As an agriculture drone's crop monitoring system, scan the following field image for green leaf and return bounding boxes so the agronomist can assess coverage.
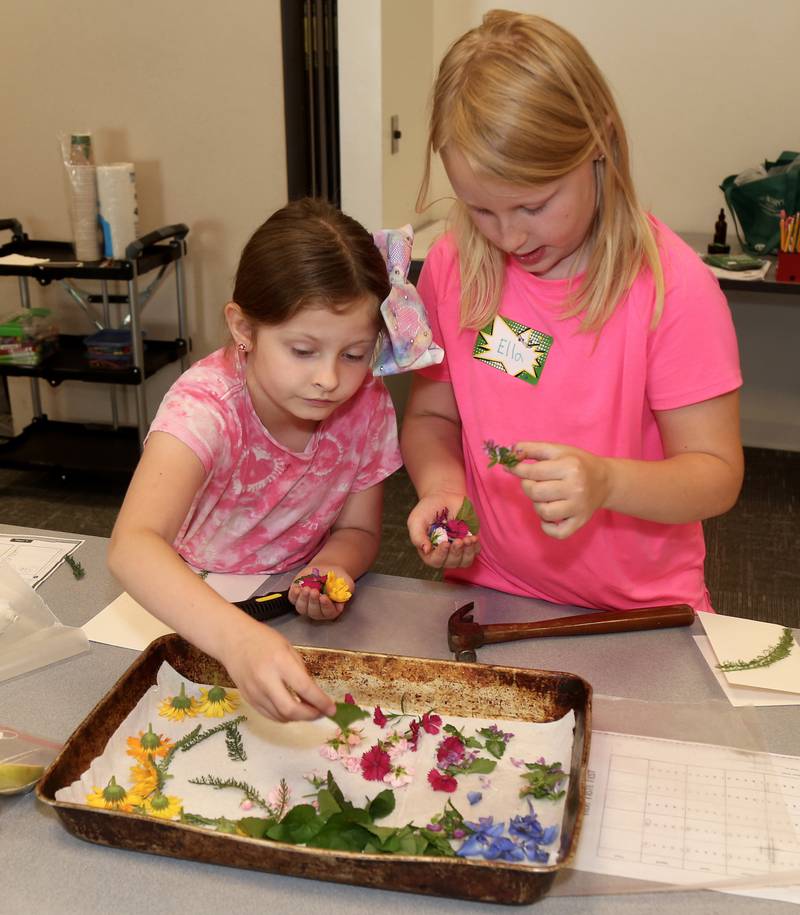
[455,496,480,535]
[328,701,370,731]
[316,788,341,820]
[460,757,497,775]
[325,772,352,811]
[484,738,506,759]
[236,816,275,838]
[368,789,396,821]
[311,823,374,851]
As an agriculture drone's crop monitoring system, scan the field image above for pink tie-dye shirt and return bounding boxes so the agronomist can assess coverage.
[147,347,402,574]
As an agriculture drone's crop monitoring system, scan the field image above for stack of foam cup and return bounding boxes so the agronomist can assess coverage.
[66,164,102,262]
[97,163,139,260]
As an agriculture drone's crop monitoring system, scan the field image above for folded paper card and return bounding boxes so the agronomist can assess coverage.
[82,572,268,652]
[698,612,800,694]
[0,561,89,683]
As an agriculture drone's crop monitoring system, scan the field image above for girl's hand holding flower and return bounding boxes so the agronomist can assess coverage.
[507,441,611,539]
[407,491,480,569]
[289,565,354,621]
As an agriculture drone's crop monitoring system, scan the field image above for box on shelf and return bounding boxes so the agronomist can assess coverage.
[83,329,145,369]
[0,308,58,366]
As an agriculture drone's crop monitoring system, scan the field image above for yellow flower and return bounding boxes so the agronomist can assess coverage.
[86,776,144,812]
[129,759,159,798]
[142,791,183,820]
[158,682,200,721]
[196,685,240,718]
[325,571,352,603]
[126,723,173,762]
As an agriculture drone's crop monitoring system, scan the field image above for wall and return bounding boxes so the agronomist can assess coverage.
[1,0,287,431]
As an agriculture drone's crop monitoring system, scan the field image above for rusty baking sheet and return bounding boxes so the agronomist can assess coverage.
[38,634,591,906]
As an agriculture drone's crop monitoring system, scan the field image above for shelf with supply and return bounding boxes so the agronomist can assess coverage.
[0,219,190,477]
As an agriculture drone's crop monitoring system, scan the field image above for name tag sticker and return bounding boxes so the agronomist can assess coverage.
[473,316,553,385]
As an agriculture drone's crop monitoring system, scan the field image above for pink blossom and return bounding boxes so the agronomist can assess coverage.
[346,729,363,747]
[510,757,525,768]
[373,706,387,727]
[361,745,392,781]
[421,713,442,735]
[388,738,409,759]
[319,744,339,761]
[427,768,458,792]
[240,799,254,811]
[341,755,361,774]
[444,518,470,539]
[384,765,414,788]
[479,775,493,789]
[436,735,465,767]
[408,719,420,750]
[344,693,355,704]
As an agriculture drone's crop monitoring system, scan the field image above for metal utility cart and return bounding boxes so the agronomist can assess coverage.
[0,219,189,476]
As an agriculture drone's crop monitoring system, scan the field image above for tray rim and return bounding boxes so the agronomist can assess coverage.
[37,634,592,903]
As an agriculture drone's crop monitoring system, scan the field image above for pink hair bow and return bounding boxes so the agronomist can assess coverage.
[372,225,444,376]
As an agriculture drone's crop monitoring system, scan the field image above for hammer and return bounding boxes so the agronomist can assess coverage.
[448,601,696,661]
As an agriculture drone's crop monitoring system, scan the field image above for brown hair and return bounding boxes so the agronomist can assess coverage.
[418,10,663,332]
[232,197,390,325]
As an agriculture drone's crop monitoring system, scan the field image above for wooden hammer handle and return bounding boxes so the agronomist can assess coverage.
[481,604,695,645]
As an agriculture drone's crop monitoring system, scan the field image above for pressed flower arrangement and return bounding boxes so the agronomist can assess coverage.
[57,664,572,868]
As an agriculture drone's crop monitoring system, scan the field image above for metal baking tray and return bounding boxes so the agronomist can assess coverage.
[38,634,591,905]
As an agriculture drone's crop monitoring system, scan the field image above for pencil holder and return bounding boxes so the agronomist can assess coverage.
[776,251,800,283]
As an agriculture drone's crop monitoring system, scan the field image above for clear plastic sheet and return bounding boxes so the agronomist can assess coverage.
[551,694,800,899]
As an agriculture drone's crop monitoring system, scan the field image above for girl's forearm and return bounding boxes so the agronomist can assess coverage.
[311,526,380,580]
[604,452,743,523]
[107,529,254,660]
[401,411,467,498]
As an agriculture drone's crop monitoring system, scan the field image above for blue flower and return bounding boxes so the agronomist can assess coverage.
[508,803,559,863]
[467,791,482,806]
[484,836,525,862]
[456,817,505,858]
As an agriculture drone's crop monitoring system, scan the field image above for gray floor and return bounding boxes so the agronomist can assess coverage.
[0,442,796,626]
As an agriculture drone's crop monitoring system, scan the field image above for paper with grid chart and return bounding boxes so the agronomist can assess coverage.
[573,730,800,900]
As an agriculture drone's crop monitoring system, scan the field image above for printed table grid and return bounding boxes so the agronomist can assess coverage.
[596,753,800,877]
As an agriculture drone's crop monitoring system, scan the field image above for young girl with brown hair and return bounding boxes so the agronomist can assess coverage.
[109,198,401,722]
[403,11,743,613]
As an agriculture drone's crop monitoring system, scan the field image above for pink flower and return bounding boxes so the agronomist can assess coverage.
[344,693,355,705]
[373,706,387,727]
[510,757,525,768]
[421,712,442,735]
[240,799,253,811]
[436,735,465,767]
[319,744,339,761]
[428,768,458,792]
[444,518,470,539]
[341,755,361,774]
[408,719,420,750]
[388,738,409,759]
[267,784,290,808]
[384,766,414,788]
[361,745,392,781]
[346,729,363,747]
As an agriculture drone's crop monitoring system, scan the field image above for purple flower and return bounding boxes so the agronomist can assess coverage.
[484,836,525,862]
[436,736,465,767]
[467,791,482,806]
[456,817,505,858]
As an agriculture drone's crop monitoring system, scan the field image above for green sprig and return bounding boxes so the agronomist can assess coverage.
[64,553,85,579]
[224,720,247,761]
[519,760,568,801]
[189,774,268,808]
[717,628,795,671]
[484,440,521,468]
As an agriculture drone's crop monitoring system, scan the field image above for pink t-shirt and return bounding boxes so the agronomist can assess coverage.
[148,347,402,574]
[418,220,742,612]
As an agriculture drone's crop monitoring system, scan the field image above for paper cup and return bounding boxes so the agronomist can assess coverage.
[97,163,139,260]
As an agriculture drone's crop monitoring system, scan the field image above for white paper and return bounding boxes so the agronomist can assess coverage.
[573,730,800,900]
[0,534,84,588]
[695,636,800,707]
[698,613,800,694]
[82,573,269,651]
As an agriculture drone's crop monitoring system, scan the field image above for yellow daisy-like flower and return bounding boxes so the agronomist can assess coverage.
[158,682,200,722]
[196,684,240,718]
[129,759,159,798]
[325,571,352,603]
[126,723,173,762]
[86,776,144,812]
[142,791,183,820]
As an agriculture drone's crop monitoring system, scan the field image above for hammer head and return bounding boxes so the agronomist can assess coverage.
[447,602,485,653]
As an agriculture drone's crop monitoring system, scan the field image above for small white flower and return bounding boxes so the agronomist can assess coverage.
[430,527,449,546]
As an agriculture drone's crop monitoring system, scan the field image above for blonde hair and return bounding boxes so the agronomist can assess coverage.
[417,10,664,332]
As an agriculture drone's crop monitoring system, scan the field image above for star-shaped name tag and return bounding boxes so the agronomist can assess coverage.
[473,316,553,385]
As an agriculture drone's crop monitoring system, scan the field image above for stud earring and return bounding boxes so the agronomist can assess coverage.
[595,153,606,163]
[237,342,247,353]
